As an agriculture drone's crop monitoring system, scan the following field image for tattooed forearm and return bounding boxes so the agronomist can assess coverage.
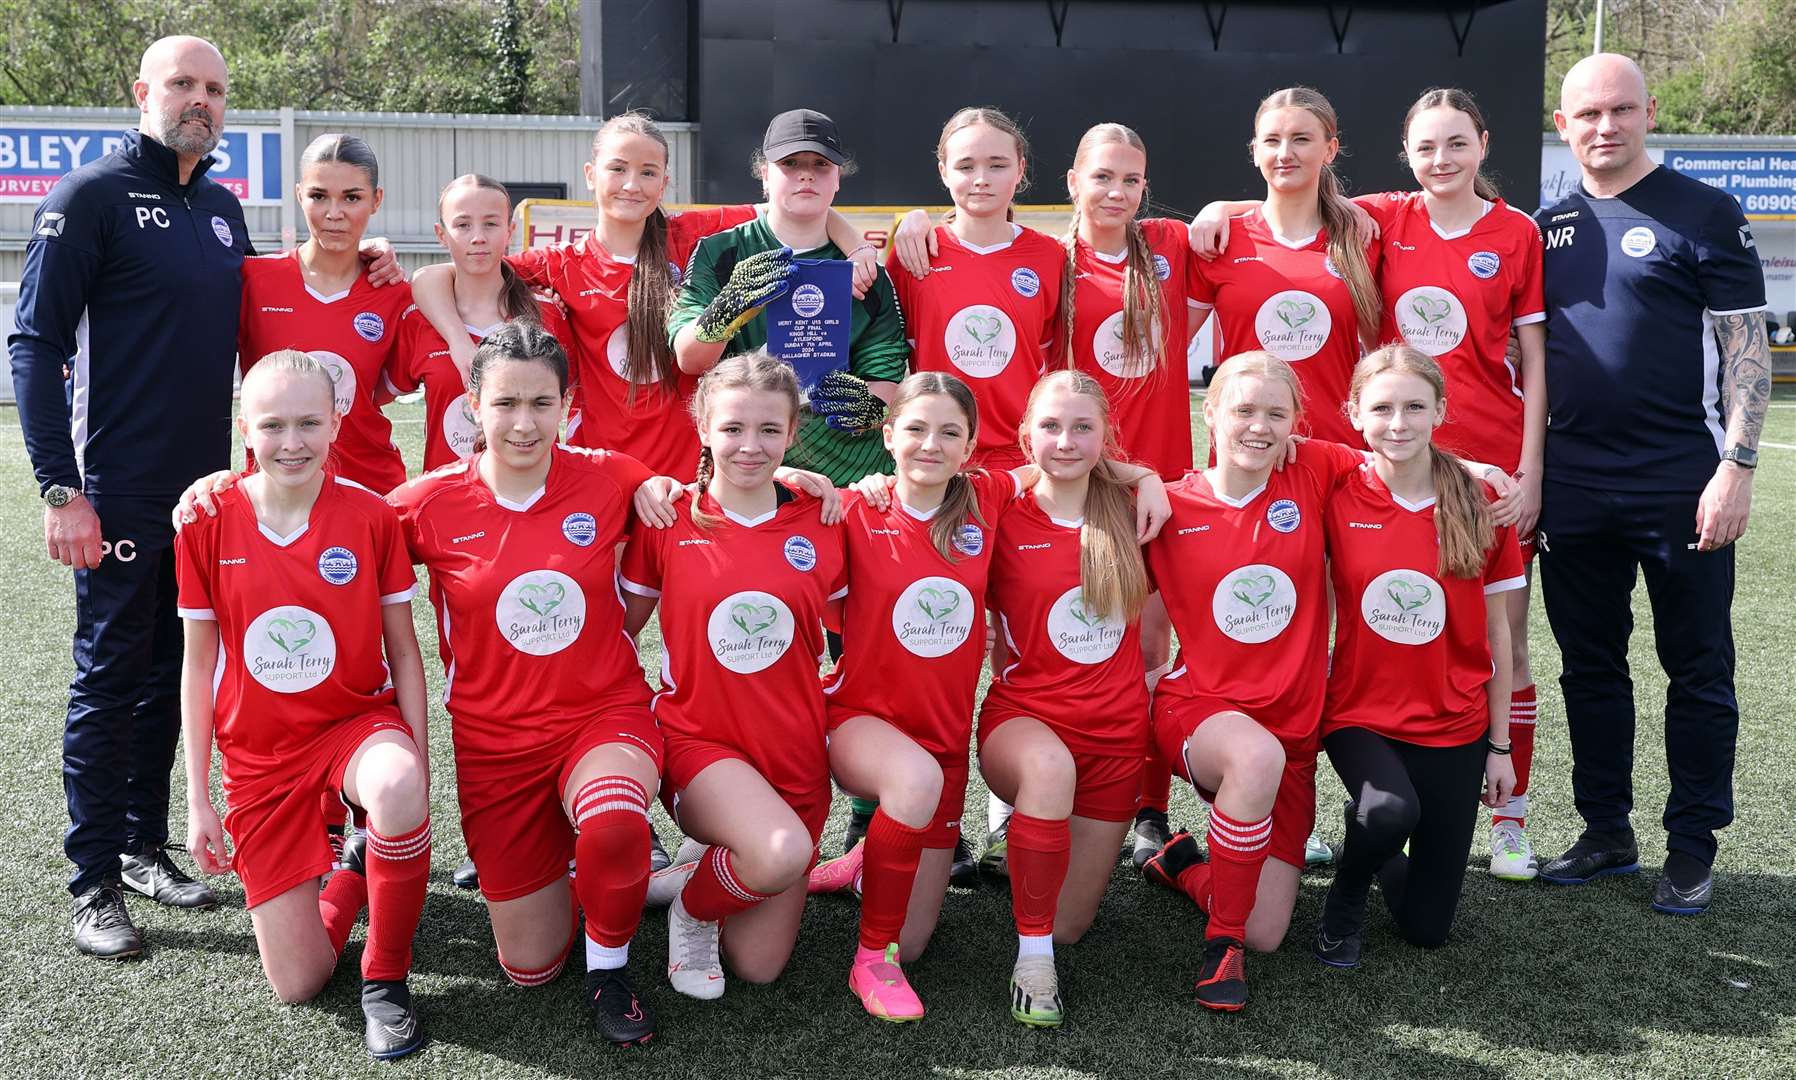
[1715,311,1770,449]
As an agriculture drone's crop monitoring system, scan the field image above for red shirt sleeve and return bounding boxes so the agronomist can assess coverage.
[507,242,564,290]
[174,518,214,617]
[371,502,417,602]
[1513,216,1547,324]
[618,517,665,596]
[595,448,655,498]
[1481,487,1526,589]
[1186,239,1217,307]
[386,307,425,395]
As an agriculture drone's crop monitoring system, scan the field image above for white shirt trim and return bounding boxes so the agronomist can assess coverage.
[1708,304,1770,316]
[1512,311,1547,327]
[1206,475,1267,509]
[1390,491,1437,514]
[302,282,352,305]
[1428,199,1492,241]
[380,587,416,606]
[256,521,310,547]
[1091,246,1129,265]
[494,486,547,513]
[957,223,1023,255]
[1048,513,1084,528]
[178,607,217,621]
[899,500,941,522]
[1268,228,1319,250]
[618,576,660,599]
[1484,574,1528,595]
[722,506,778,527]
[828,585,849,601]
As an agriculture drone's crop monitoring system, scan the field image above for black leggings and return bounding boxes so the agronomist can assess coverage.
[1322,727,1486,948]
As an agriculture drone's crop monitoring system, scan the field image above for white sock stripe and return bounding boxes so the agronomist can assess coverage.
[576,799,651,825]
[1209,827,1274,852]
[574,784,648,816]
[367,822,433,859]
[711,845,759,904]
[576,777,649,801]
[501,956,567,987]
[1208,815,1273,845]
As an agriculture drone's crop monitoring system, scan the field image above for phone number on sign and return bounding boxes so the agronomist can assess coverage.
[1741,193,1796,213]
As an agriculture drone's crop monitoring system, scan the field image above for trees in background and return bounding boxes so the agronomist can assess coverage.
[0,0,580,114]
[1542,0,1796,134]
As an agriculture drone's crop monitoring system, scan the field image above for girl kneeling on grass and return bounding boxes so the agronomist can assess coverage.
[178,350,431,1060]
[619,353,846,1000]
[1312,344,1522,967]
[387,323,678,1047]
[976,369,1167,1027]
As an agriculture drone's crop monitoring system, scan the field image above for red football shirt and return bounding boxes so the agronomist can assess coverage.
[1061,218,1201,478]
[238,251,414,493]
[979,489,1149,757]
[1144,440,1366,754]
[1322,467,1525,747]
[618,491,847,796]
[821,470,1020,759]
[388,445,654,762]
[174,476,416,785]
[889,225,1063,469]
[509,205,757,477]
[1187,210,1380,446]
[1360,193,1546,472]
[389,299,574,472]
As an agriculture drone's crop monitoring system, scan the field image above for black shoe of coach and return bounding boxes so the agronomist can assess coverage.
[1538,829,1640,886]
[120,845,218,909]
[72,882,144,959]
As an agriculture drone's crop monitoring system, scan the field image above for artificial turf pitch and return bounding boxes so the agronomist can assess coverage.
[0,392,1791,1079]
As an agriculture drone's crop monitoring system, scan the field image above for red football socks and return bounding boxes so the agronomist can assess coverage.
[1205,808,1271,942]
[572,775,652,949]
[362,818,432,981]
[1006,812,1071,938]
[318,866,366,957]
[679,843,776,922]
[858,808,929,950]
[1494,684,1537,826]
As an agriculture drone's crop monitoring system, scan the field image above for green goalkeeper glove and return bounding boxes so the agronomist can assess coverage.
[694,246,795,344]
[810,370,887,434]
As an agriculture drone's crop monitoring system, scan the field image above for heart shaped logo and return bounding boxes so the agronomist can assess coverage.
[322,359,344,384]
[1275,299,1316,328]
[1069,595,1102,627]
[1386,578,1432,612]
[1230,573,1277,608]
[266,617,316,653]
[730,602,777,636]
[459,399,477,426]
[1410,295,1452,324]
[963,313,1001,344]
[1109,321,1126,342]
[518,581,566,616]
[917,586,961,622]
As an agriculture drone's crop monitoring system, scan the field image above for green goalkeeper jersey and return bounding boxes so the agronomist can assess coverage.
[669,211,910,484]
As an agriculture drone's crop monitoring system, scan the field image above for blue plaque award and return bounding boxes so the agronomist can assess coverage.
[764,257,853,389]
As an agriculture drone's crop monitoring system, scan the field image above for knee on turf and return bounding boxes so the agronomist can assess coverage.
[265,961,331,1005]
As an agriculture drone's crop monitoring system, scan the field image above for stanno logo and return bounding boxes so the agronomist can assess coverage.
[218,557,247,565]
[1550,210,1580,223]
[38,212,65,237]
[260,306,294,313]
[1016,542,1052,551]
[1232,256,1264,265]
[677,538,712,546]
[128,191,161,200]
[450,530,486,544]
[1176,525,1211,535]
[1348,521,1382,529]
[1390,241,1417,252]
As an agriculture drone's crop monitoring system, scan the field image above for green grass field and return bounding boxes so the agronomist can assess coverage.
[1,393,1792,1079]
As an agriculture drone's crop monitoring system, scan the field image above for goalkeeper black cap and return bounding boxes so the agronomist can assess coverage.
[762,109,847,166]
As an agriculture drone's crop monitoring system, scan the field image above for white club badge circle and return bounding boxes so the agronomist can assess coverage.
[1210,564,1298,644]
[1252,290,1332,361]
[605,324,659,384]
[1360,568,1447,645]
[442,394,480,460]
[945,304,1018,379]
[1393,286,1468,357]
[708,590,796,673]
[309,350,357,416]
[244,605,338,693]
[1046,586,1126,665]
[495,569,588,656]
[892,576,977,658]
[1092,310,1163,379]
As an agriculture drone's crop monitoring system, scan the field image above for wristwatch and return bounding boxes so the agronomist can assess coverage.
[1722,445,1758,470]
[42,484,80,508]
